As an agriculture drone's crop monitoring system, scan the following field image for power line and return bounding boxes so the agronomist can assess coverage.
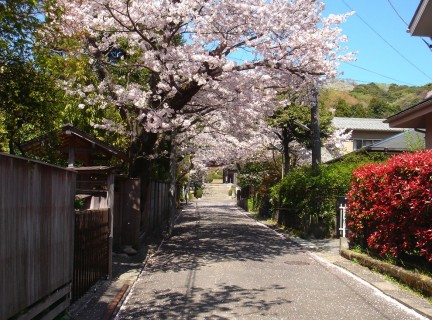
[386,0,432,52]
[341,0,432,82]
[386,0,408,26]
[342,62,416,86]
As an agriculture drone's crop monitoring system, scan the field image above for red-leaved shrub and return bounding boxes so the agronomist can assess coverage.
[347,150,432,263]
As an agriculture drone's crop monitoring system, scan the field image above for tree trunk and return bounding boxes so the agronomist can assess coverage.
[168,129,177,236]
[282,127,290,178]
[128,131,159,235]
[310,87,321,171]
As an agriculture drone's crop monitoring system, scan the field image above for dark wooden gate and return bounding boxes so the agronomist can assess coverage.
[72,209,110,302]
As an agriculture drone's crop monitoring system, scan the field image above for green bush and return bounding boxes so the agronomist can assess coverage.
[195,187,203,198]
[247,198,255,212]
[205,167,223,183]
[238,161,280,217]
[74,198,85,209]
[271,151,389,237]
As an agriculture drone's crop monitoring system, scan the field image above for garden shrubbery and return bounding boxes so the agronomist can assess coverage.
[271,151,388,237]
[348,150,432,263]
[238,161,280,217]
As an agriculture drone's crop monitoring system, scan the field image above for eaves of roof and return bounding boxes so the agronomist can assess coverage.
[409,0,432,37]
[384,96,432,128]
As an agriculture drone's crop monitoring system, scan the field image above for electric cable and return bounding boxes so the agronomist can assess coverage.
[342,62,416,86]
[386,0,432,52]
[386,0,408,26]
[341,0,432,82]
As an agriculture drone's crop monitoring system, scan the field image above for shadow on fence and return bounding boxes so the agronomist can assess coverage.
[73,209,110,302]
[237,198,248,212]
[236,188,249,212]
[0,153,75,319]
[142,180,170,237]
[273,208,302,229]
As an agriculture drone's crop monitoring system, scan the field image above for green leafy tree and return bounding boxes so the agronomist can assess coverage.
[0,59,63,154]
[269,93,334,176]
[0,0,66,154]
[367,97,398,118]
[334,98,368,118]
[321,81,432,119]
[238,161,280,217]
[35,37,130,152]
[334,98,350,117]
[39,26,174,179]
[351,83,387,101]
[0,0,43,60]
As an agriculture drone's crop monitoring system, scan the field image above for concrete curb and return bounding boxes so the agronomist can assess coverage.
[340,249,432,297]
[237,208,432,319]
[102,284,129,320]
[112,207,188,319]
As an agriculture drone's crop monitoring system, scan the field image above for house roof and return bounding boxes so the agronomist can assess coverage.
[384,96,432,128]
[325,129,424,163]
[332,117,403,132]
[22,124,128,165]
[364,129,425,152]
[409,0,432,37]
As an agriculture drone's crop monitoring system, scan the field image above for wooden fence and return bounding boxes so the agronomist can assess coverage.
[0,153,76,320]
[142,180,170,236]
[72,209,110,302]
[113,177,141,250]
[236,187,250,212]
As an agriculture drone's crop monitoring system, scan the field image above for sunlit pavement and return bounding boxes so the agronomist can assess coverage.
[115,201,428,320]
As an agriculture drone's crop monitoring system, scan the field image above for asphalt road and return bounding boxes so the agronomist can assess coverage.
[115,201,427,320]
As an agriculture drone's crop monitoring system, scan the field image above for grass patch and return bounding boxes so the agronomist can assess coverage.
[352,247,432,279]
[381,273,432,303]
[343,249,432,299]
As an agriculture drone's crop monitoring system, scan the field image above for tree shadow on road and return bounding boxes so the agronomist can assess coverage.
[146,203,307,273]
[121,283,290,319]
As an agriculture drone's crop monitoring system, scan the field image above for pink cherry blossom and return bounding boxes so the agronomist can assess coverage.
[46,0,353,163]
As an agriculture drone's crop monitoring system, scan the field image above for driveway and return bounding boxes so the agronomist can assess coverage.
[115,201,427,319]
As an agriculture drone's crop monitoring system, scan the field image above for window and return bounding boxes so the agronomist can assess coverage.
[354,139,381,150]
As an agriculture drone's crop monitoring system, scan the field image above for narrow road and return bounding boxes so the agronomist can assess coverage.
[116,200,426,319]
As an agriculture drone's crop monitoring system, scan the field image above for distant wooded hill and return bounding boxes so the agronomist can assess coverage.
[320,80,432,119]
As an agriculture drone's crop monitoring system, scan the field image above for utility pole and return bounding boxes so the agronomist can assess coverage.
[310,85,321,171]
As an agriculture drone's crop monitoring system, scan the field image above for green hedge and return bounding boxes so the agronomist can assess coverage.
[194,187,203,198]
[271,151,388,237]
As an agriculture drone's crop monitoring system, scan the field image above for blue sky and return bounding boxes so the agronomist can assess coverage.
[323,0,432,86]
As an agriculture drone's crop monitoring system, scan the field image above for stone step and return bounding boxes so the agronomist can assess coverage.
[201,183,237,201]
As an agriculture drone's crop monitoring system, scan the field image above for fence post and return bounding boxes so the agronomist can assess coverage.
[107,174,114,279]
[336,196,347,238]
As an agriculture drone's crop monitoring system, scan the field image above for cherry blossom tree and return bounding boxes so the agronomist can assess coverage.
[45,0,353,177]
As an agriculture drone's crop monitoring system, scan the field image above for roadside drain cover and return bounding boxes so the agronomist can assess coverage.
[284,261,310,266]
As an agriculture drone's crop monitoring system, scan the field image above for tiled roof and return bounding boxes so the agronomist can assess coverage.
[332,117,403,132]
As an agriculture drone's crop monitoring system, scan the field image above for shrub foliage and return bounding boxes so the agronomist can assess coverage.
[347,150,432,263]
[271,151,388,236]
